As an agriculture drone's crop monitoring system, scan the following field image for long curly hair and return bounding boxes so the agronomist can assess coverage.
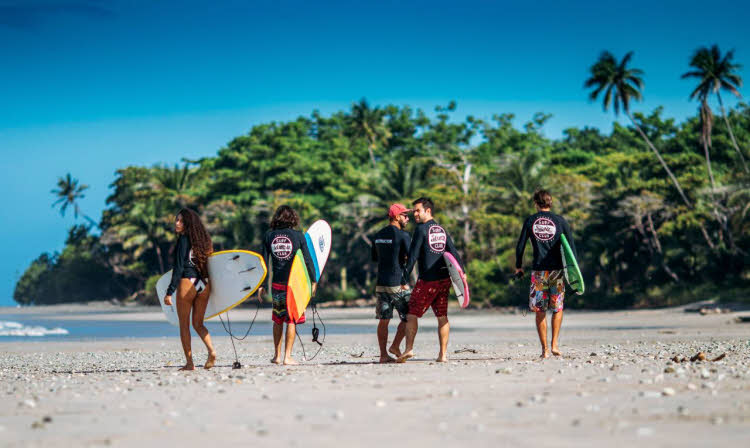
[177,208,213,279]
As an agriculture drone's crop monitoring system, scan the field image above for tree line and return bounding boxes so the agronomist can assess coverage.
[14,46,750,308]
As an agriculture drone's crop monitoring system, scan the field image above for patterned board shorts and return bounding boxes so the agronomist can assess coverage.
[272,284,305,325]
[375,289,411,322]
[408,278,452,318]
[529,270,565,313]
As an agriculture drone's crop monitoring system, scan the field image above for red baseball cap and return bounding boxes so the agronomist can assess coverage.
[388,203,412,218]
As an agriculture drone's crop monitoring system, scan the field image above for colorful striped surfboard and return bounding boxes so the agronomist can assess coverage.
[286,249,312,323]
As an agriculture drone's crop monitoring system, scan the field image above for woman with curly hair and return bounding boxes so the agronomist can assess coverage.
[258,205,316,365]
[164,208,216,370]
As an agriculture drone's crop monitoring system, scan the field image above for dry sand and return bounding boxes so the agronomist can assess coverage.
[1,306,749,447]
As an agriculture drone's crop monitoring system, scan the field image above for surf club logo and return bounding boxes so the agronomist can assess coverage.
[532,217,557,241]
[428,225,447,253]
[271,236,293,260]
[318,235,326,252]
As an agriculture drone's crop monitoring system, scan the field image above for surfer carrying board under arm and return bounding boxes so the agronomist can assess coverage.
[258,205,317,365]
[398,197,464,363]
[515,189,578,359]
[163,208,217,370]
[371,203,412,363]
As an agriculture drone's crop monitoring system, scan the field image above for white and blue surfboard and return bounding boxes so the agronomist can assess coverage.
[304,220,332,282]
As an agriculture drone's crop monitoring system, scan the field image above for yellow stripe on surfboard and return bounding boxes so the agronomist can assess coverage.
[204,249,268,320]
[286,249,312,322]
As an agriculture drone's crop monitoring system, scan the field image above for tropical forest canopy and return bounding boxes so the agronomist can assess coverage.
[14,48,750,308]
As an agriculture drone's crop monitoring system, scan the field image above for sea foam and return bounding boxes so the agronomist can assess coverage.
[0,321,69,337]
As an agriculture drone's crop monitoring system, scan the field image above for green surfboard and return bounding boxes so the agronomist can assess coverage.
[560,234,584,295]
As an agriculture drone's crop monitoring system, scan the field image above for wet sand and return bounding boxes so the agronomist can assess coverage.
[1,306,749,447]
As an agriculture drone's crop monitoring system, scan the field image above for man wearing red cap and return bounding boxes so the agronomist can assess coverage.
[371,204,412,363]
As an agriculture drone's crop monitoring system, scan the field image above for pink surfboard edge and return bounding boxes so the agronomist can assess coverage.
[443,252,470,308]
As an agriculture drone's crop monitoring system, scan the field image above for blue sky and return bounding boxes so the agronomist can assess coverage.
[1,0,749,306]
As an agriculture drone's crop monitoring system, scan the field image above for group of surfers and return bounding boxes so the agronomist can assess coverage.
[163,190,577,370]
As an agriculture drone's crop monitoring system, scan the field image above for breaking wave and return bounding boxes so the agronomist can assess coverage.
[0,321,69,337]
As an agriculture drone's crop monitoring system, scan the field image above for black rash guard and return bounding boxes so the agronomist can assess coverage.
[515,211,577,271]
[166,234,201,296]
[371,225,411,287]
[403,219,464,282]
[262,228,315,285]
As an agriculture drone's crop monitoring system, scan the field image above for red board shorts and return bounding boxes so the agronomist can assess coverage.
[408,278,452,318]
[272,283,305,325]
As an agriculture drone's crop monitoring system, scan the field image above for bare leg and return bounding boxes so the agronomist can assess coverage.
[377,319,395,363]
[271,323,283,364]
[191,282,216,369]
[397,314,418,363]
[436,316,449,362]
[535,311,550,359]
[550,310,563,356]
[283,322,298,365]
[176,279,196,370]
[389,321,406,357]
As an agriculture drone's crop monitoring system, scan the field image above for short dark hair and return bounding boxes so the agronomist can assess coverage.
[270,205,300,229]
[412,197,434,213]
[533,190,553,209]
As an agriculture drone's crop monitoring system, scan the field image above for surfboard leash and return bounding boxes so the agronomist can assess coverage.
[218,297,261,369]
[295,300,326,362]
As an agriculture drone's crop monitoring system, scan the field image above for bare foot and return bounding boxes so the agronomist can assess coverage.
[435,354,448,363]
[204,352,216,369]
[551,348,562,357]
[540,350,551,360]
[388,346,402,358]
[396,350,414,363]
[270,357,282,365]
[283,357,298,366]
[179,363,195,371]
[379,355,396,364]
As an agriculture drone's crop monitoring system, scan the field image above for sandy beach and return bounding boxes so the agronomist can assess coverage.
[1,305,749,447]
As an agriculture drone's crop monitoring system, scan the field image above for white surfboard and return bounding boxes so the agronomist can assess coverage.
[444,253,470,308]
[156,250,267,326]
[304,220,332,282]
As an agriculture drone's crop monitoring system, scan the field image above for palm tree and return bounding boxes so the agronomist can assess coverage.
[51,173,98,227]
[585,51,692,208]
[682,45,747,173]
[348,98,391,169]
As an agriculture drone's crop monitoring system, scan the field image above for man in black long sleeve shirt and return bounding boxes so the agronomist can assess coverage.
[257,205,317,365]
[398,197,464,364]
[371,203,412,363]
[515,190,577,359]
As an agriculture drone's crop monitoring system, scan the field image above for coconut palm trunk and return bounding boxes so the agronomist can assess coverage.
[625,110,716,249]
[624,110,692,207]
[716,92,749,173]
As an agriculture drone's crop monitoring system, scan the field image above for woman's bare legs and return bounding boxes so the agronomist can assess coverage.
[176,279,197,370]
[191,281,216,369]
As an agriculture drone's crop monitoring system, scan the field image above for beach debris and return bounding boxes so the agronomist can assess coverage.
[590,352,597,357]
[350,352,364,358]
[690,352,707,362]
[662,387,676,396]
[496,367,513,374]
[664,367,676,373]
[454,348,478,354]
[42,416,52,423]
[711,353,726,362]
